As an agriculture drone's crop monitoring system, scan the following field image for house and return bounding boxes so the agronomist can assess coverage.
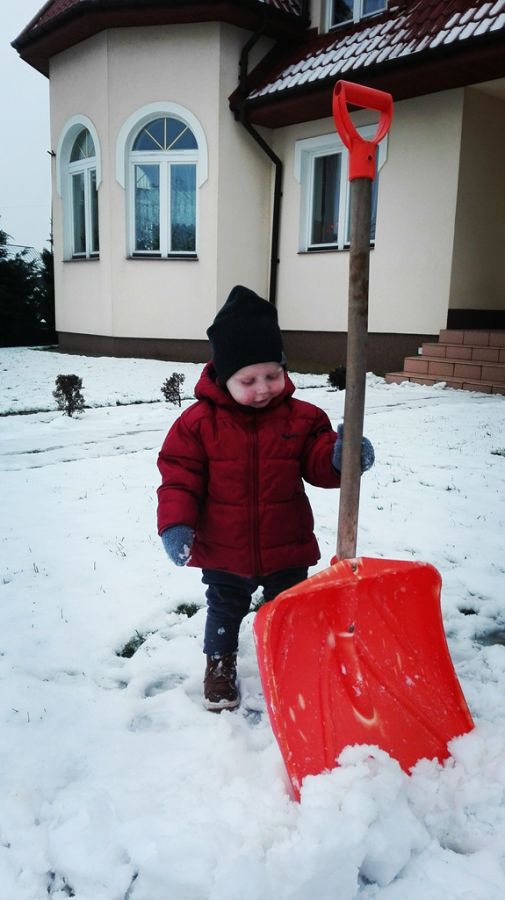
[12,0,505,376]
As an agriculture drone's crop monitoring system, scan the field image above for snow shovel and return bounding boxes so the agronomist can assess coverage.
[254,81,474,800]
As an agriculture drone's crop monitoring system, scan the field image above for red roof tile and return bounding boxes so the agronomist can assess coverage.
[247,0,505,101]
[39,0,75,26]
[262,0,305,13]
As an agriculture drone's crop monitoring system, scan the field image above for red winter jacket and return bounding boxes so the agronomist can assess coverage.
[157,363,340,577]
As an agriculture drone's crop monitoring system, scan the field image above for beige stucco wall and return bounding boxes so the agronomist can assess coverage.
[215,27,273,306]
[50,33,112,337]
[273,89,465,335]
[50,23,272,340]
[449,88,505,311]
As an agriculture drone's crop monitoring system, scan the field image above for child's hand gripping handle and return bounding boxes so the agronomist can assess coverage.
[332,80,393,180]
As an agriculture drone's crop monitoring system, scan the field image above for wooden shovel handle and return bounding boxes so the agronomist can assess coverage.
[333,82,393,560]
[336,177,372,560]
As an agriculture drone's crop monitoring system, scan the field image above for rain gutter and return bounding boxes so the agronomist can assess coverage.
[235,11,283,306]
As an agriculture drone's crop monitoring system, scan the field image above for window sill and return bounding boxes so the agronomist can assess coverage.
[302,247,344,254]
[127,254,198,261]
[65,255,100,262]
[299,244,375,254]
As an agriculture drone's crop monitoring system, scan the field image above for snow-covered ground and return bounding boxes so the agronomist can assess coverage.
[1,345,505,900]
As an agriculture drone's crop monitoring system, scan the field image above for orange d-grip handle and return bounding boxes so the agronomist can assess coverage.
[333,80,393,181]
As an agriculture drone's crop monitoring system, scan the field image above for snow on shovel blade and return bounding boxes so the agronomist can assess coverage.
[253,556,474,800]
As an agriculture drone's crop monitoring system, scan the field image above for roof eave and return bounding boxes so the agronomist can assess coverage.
[12,0,309,77]
[238,33,505,127]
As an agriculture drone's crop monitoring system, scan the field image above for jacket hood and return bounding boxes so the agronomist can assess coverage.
[194,361,295,409]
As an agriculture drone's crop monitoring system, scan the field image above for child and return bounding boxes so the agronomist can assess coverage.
[157,285,374,711]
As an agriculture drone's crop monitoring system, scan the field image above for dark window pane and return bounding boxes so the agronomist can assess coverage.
[171,164,196,252]
[72,172,86,254]
[331,0,353,25]
[311,154,341,245]
[70,134,84,163]
[135,164,160,251]
[133,119,165,151]
[70,128,95,162]
[90,168,99,253]
[168,118,198,150]
[363,0,386,15]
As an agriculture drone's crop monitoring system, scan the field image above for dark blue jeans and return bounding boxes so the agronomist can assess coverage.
[202,567,308,657]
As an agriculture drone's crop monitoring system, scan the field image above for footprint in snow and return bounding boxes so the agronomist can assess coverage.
[144,674,186,697]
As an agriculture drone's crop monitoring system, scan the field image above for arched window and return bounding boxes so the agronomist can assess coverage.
[57,117,101,260]
[117,103,208,259]
[68,129,99,257]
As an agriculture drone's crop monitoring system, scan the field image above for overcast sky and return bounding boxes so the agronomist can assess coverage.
[1,1,51,253]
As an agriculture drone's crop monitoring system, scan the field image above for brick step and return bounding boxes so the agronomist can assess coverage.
[403,355,505,382]
[384,329,505,395]
[439,329,505,348]
[422,342,505,363]
[385,373,505,395]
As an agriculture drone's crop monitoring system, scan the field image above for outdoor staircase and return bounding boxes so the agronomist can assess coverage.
[385,329,505,395]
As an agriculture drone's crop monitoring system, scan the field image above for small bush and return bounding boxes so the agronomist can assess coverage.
[327,366,347,391]
[161,372,185,407]
[53,374,85,416]
[175,602,200,618]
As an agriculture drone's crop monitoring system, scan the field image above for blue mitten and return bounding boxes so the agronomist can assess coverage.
[161,525,195,566]
[332,423,375,474]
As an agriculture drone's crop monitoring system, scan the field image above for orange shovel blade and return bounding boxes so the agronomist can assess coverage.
[253,557,474,799]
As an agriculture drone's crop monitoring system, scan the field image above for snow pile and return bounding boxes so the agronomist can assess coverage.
[1,346,505,899]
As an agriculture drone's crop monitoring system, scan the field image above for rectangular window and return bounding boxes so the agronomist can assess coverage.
[72,173,86,255]
[135,164,160,253]
[329,0,386,27]
[295,126,387,252]
[309,154,377,250]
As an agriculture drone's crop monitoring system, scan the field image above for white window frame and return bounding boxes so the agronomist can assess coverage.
[68,154,99,259]
[56,115,101,260]
[129,146,198,258]
[294,126,388,252]
[326,0,387,30]
[116,102,208,259]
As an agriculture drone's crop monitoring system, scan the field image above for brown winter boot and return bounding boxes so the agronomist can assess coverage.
[203,653,240,712]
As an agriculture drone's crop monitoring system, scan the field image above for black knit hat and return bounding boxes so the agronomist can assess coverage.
[207,285,285,383]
